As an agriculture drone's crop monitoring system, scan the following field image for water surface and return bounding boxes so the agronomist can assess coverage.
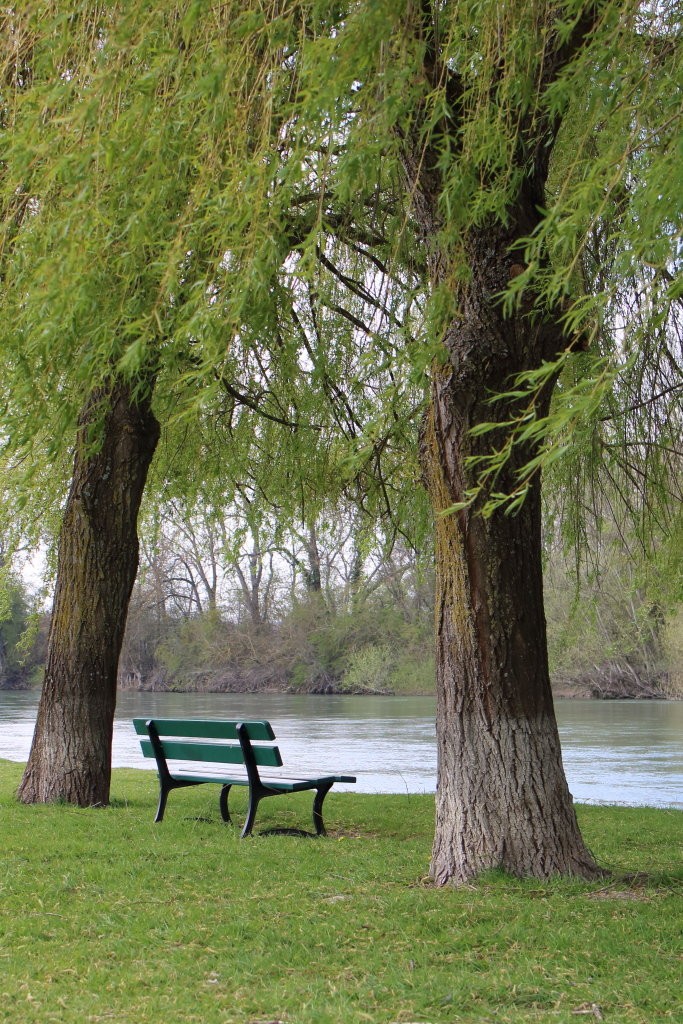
[1,690,681,806]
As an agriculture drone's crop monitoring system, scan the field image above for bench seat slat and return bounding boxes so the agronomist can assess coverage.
[167,771,356,792]
[138,738,282,767]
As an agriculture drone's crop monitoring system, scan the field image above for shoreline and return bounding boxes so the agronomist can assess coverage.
[2,683,679,700]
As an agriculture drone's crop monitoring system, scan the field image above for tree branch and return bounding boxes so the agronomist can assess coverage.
[215,374,323,432]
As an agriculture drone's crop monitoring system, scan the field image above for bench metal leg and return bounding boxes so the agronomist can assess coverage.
[153,777,205,823]
[241,790,261,838]
[154,783,170,823]
[219,785,232,823]
[312,782,334,836]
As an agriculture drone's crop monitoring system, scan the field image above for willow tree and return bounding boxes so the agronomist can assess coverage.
[0,3,418,805]
[1,7,185,803]
[0,4,279,804]
[264,0,681,883]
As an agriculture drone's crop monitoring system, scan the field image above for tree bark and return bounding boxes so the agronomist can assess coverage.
[395,0,606,882]
[17,377,160,806]
[420,213,603,884]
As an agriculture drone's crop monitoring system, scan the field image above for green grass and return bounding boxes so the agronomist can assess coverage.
[1,759,681,1024]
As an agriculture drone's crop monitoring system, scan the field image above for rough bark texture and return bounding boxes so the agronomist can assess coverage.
[398,1,605,881]
[18,378,160,806]
[420,216,603,884]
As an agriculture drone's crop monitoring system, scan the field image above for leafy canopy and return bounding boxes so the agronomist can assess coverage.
[1,1,680,576]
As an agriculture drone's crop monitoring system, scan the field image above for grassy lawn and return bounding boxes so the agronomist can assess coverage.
[0,759,680,1024]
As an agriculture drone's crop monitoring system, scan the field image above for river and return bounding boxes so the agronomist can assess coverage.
[0,691,681,807]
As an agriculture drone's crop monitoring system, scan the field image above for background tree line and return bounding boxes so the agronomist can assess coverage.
[3,496,680,699]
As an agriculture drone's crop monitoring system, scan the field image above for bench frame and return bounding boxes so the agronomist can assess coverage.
[136,718,355,837]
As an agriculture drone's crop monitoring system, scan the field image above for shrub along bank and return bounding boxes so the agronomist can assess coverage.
[116,598,681,698]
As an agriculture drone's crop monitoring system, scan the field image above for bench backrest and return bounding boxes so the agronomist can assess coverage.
[133,718,283,768]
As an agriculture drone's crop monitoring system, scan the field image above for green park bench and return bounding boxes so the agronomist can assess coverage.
[133,717,356,837]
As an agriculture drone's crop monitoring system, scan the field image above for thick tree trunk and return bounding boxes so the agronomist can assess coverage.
[397,0,605,879]
[17,378,160,806]
[425,407,601,883]
[421,218,602,884]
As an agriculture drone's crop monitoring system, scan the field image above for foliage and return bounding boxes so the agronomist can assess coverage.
[341,643,422,694]
[545,557,668,697]
[0,758,681,1024]
[451,1,682,521]
[126,591,435,696]
[115,504,436,693]
[662,607,683,697]
[543,499,683,696]
[338,641,436,695]
[152,609,229,690]
[0,569,44,689]
[287,598,433,692]
[1,0,680,608]
[0,0,427,562]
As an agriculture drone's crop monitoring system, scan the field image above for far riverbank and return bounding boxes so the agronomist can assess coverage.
[114,666,679,700]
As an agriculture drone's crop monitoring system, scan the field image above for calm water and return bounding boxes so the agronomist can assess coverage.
[1,691,681,807]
